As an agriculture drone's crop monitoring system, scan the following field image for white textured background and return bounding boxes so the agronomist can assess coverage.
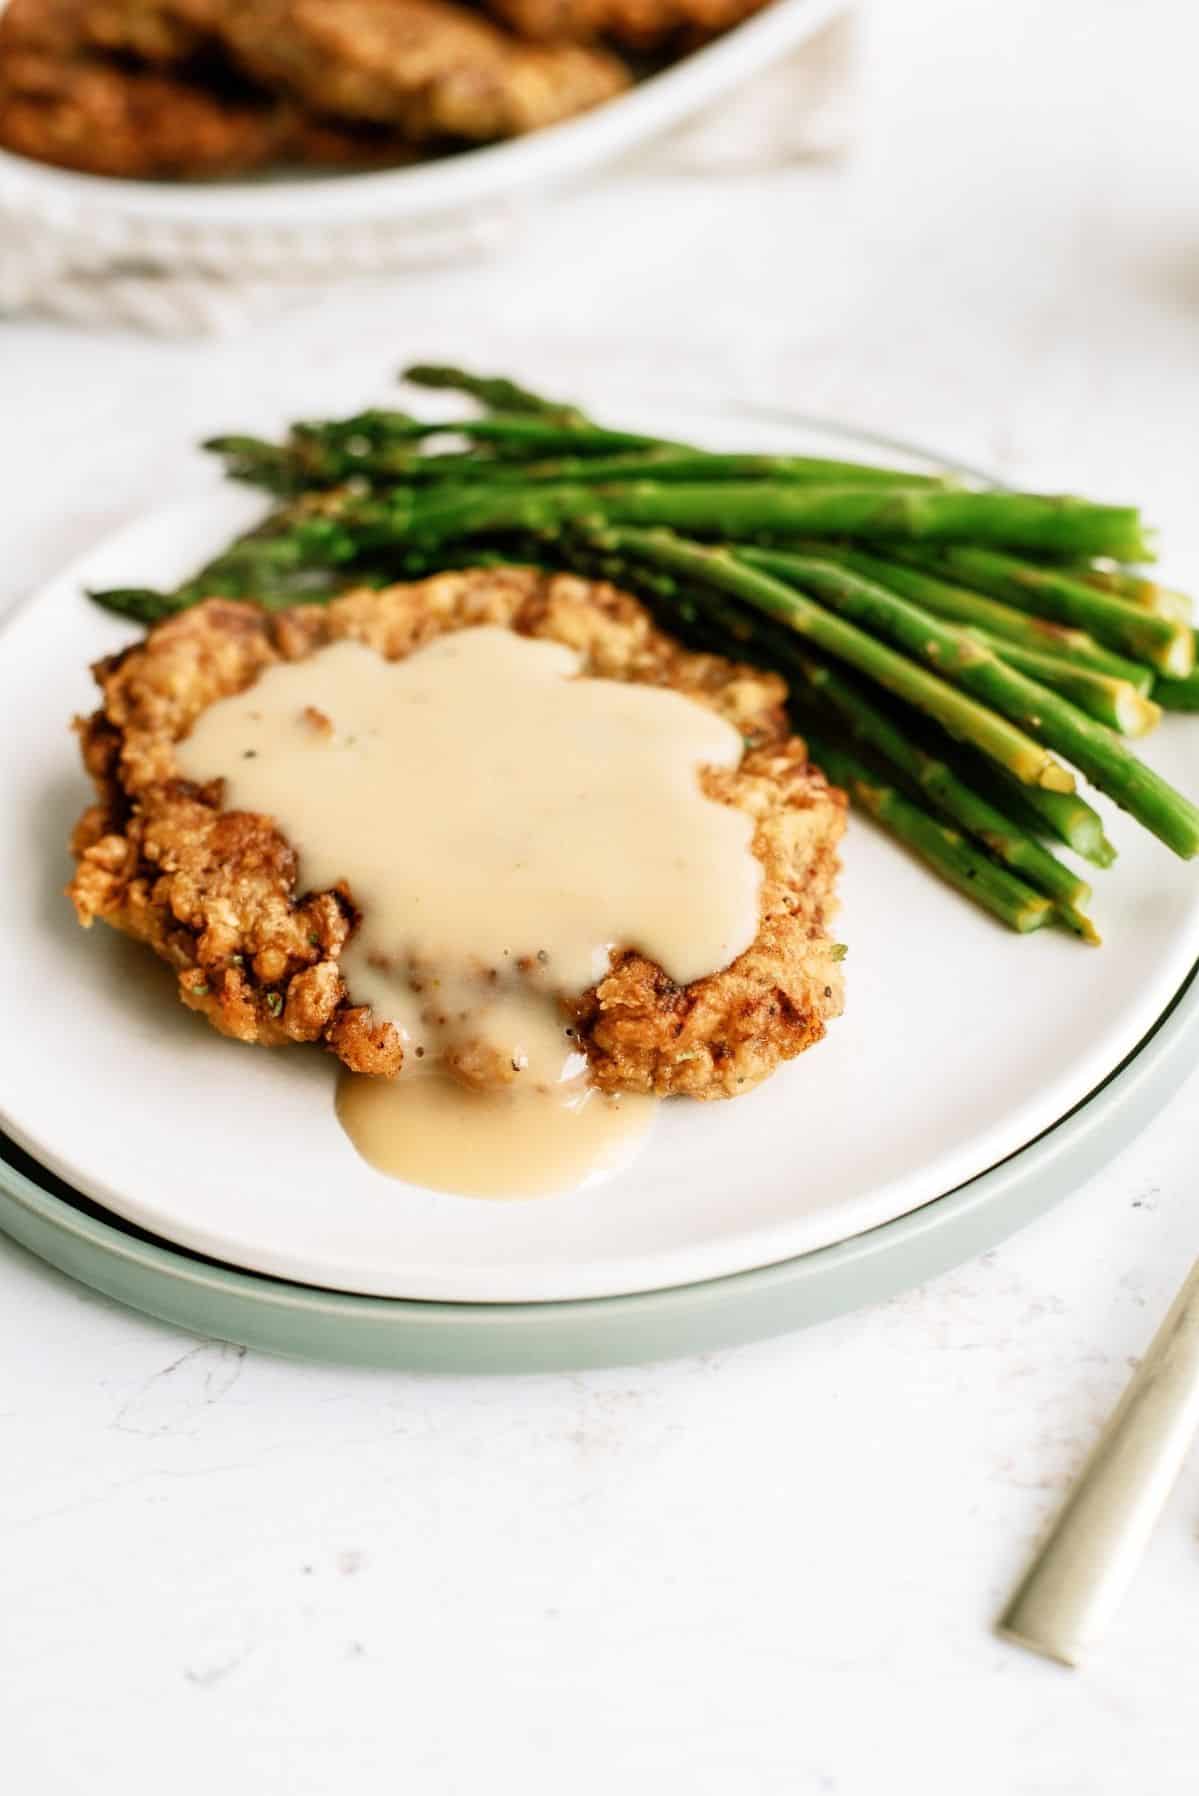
[2,0,1198,1789]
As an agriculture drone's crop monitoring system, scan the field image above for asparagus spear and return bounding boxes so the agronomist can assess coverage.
[780,656,1095,934]
[205,434,518,495]
[205,414,681,491]
[378,480,1152,559]
[200,436,305,496]
[817,547,1155,690]
[801,731,1054,934]
[980,767,1118,870]
[1153,669,1199,713]
[740,546,1199,858]
[900,546,1191,677]
[88,585,191,624]
[302,412,671,453]
[803,544,1155,726]
[726,557,1121,866]
[89,561,372,622]
[87,486,411,619]
[421,450,953,488]
[1071,564,1193,622]
[397,369,953,486]
[401,363,587,421]
[964,633,1161,736]
[206,436,957,497]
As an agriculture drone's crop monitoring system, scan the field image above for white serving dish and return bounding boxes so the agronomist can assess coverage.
[0,0,846,269]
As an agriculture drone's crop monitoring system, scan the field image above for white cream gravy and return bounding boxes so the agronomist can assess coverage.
[175,626,762,1197]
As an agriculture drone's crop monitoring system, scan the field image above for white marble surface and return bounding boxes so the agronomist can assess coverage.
[2,0,1198,1789]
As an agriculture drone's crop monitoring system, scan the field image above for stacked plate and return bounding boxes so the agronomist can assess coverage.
[3,404,1197,1370]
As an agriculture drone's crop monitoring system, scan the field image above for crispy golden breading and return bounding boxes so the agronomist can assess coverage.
[5,0,631,139]
[0,4,280,181]
[0,48,293,176]
[571,745,844,1097]
[0,0,626,174]
[0,0,216,60]
[289,113,425,168]
[483,0,768,49]
[0,44,422,177]
[69,571,845,1097]
[216,0,630,139]
[71,0,224,60]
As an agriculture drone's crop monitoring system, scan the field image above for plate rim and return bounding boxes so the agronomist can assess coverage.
[1,959,1195,1370]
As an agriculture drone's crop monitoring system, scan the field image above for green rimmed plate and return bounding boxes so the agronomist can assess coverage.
[1,961,1194,1370]
[4,398,1199,1312]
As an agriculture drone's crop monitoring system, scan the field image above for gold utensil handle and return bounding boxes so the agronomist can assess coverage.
[998,1254,1199,1667]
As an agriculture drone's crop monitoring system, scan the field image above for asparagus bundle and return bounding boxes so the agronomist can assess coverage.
[297,479,1152,560]
[208,363,958,494]
[954,636,1159,737]
[800,734,1056,937]
[89,363,1199,935]
[209,432,961,496]
[735,546,1199,857]
[809,547,1156,689]
[1070,563,1193,623]
[896,546,1192,677]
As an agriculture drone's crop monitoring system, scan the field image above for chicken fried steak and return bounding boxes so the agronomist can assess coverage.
[0,2,428,177]
[0,0,630,174]
[216,0,630,141]
[482,0,769,51]
[69,569,845,1100]
[0,28,294,177]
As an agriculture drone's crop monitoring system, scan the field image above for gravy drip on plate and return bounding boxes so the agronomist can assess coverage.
[335,1061,655,1200]
[175,627,762,1196]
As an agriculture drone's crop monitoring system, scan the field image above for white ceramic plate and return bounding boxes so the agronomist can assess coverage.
[2,401,1197,1303]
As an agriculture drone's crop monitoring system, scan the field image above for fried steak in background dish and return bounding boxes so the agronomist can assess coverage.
[481,0,770,51]
[0,0,213,61]
[0,48,291,177]
[0,46,430,176]
[69,569,846,1100]
[215,0,630,140]
[0,0,632,176]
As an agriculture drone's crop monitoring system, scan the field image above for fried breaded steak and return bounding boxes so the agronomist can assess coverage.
[0,0,435,178]
[482,0,769,51]
[0,0,630,173]
[0,48,295,177]
[2,0,631,145]
[0,0,274,181]
[0,46,427,177]
[69,570,846,1100]
[0,0,215,62]
[216,0,630,140]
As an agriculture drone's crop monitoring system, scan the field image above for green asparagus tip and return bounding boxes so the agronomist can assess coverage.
[87,585,174,623]
[1060,906,1102,945]
[202,434,260,453]
[400,364,584,422]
